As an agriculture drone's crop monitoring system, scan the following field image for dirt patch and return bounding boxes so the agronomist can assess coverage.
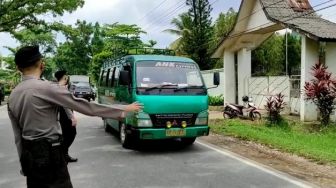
[200,133,336,188]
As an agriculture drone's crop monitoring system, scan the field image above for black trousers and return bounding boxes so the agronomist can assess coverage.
[59,108,77,154]
[21,139,73,188]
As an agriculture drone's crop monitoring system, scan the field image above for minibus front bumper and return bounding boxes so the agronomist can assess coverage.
[126,126,210,140]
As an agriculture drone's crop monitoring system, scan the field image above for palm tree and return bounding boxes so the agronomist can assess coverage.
[163,13,192,55]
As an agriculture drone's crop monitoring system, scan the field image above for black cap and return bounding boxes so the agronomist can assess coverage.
[54,70,67,81]
[14,46,42,69]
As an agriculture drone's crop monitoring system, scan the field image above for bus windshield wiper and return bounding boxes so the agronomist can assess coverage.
[145,84,178,91]
[174,85,203,91]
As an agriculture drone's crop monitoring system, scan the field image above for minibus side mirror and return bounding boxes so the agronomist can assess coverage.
[119,71,130,85]
[213,72,220,86]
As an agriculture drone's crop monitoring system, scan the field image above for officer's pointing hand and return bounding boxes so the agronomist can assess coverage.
[125,102,143,112]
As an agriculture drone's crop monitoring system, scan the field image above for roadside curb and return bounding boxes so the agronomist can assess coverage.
[196,139,318,188]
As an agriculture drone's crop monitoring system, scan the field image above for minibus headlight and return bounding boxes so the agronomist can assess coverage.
[138,119,153,127]
[136,112,153,127]
[195,110,208,125]
[195,117,208,125]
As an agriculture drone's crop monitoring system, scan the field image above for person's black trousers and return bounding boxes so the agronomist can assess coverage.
[21,138,73,188]
[59,108,77,154]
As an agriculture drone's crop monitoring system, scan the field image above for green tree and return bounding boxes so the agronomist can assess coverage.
[0,0,84,33]
[284,33,301,75]
[53,20,94,75]
[12,26,57,54]
[213,8,237,45]
[146,40,157,48]
[164,13,192,55]
[89,23,148,82]
[211,8,237,68]
[183,0,214,70]
[252,34,285,76]
[102,23,146,50]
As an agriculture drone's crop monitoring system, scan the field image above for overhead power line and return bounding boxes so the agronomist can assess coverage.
[137,0,169,23]
[150,0,220,34]
[143,1,186,31]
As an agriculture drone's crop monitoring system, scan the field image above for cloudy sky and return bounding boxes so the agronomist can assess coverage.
[1,0,336,56]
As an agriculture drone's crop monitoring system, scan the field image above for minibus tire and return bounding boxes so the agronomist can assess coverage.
[181,137,196,146]
[120,123,134,149]
[103,119,111,133]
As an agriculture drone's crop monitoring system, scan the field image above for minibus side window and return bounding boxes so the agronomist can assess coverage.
[110,67,116,87]
[105,68,111,87]
[114,66,121,86]
[99,70,105,86]
[123,65,132,86]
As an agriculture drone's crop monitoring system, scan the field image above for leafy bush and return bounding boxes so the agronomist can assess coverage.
[304,63,336,126]
[264,93,286,124]
[209,95,224,106]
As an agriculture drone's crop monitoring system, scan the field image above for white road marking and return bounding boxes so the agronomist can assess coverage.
[196,140,317,188]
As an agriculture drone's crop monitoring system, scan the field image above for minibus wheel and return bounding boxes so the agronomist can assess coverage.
[103,119,111,132]
[120,123,133,149]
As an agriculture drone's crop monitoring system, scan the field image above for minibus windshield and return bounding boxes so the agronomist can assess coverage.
[136,61,206,95]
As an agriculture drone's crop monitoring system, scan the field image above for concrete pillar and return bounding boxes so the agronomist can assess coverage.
[300,36,319,121]
[237,48,251,105]
[325,42,336,73]
[223,50,236,104]
[325,42,336,122]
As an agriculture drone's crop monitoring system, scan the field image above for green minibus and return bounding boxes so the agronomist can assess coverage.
[98,49,219,148]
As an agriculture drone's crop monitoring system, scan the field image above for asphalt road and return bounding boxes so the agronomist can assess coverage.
[0,105,314,188]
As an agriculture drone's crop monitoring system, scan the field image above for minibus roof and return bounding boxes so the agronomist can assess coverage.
[127,55,195,63]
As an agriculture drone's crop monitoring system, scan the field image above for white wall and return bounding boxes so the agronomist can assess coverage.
[201,69,224,97]
[246,0,274,32]
[247,76,290,110]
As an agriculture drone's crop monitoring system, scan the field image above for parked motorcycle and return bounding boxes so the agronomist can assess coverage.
[223,96,261,121]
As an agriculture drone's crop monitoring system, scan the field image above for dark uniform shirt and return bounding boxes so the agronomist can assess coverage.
[8,75,126,157]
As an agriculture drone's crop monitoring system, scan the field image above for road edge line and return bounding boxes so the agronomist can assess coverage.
[196,140,318,188]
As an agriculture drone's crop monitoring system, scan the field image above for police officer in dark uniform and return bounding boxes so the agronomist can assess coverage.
[55,70,78,163]
[7,46,143,188]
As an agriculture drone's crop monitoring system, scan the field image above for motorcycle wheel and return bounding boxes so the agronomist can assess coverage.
[250,111,261,121]
[223,108,236,119]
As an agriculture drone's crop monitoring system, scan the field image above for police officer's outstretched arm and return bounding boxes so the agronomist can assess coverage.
[38,84,142,119]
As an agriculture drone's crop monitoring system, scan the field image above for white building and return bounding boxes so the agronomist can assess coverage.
[212,0,336,122]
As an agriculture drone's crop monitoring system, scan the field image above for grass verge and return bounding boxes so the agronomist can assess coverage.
[209,119,336,164]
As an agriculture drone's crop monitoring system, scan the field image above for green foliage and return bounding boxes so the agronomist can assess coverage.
[53,20,94,75]
[208,95,224,106]
[264,93,286,124]
[163,13,193,55]
[252,34,285,76]
[211,8,237,69]
[0,56,21,85]
[88,23,149,82]
[90,51,113,83]
[12,26,57,53]
[212,8,237,46]
[166,5,237,70]
[210,119,336,163]
[182,0,214,70]
[0,0,84,33]
[252,33,301,76]
[304,63,336,126]
[102,23,146,50]
[284,34,301,75]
